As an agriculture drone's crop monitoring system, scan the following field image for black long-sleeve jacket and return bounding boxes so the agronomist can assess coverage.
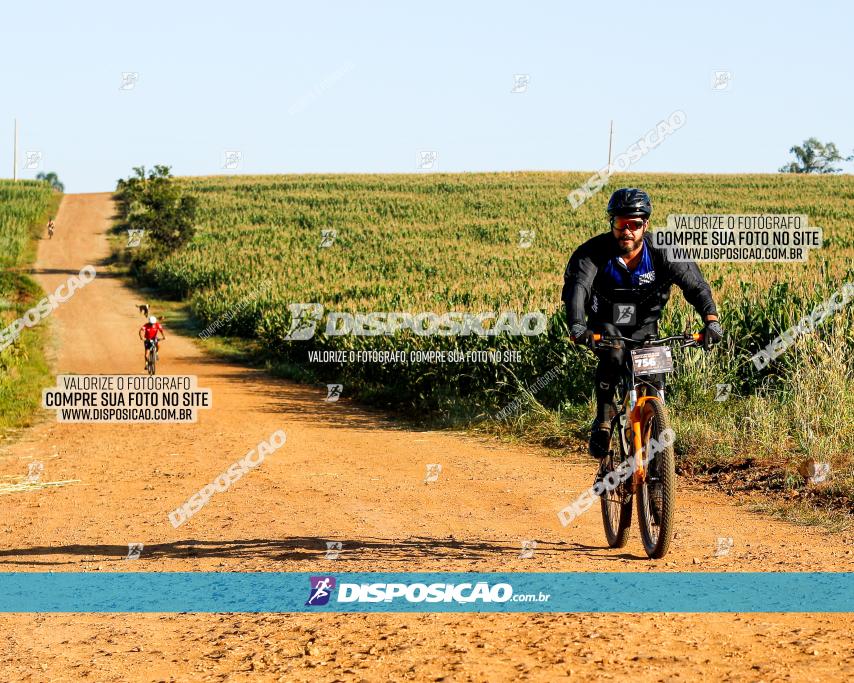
[561,232,717,329]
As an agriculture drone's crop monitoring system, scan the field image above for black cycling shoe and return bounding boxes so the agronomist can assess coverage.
[588,421,611,460]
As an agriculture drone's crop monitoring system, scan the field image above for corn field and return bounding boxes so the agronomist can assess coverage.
[128,173,851,410]
[0,180,57,430]
[0,181,55,270]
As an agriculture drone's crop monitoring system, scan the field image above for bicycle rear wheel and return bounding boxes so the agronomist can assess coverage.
[600,416,632,548]
[636,399,676,559]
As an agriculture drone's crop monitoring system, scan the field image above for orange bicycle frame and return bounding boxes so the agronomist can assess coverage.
[624,394,661,491]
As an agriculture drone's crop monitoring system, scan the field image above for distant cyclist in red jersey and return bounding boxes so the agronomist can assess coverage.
[139,315,165,371]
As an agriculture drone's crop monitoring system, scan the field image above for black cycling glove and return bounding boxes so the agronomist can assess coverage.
[703,320,723,351]
[570,323,592,346]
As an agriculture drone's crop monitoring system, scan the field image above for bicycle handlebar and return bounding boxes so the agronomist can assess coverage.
[589,332,704,348]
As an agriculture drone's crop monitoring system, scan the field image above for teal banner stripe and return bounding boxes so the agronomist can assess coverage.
[0,572,850,613]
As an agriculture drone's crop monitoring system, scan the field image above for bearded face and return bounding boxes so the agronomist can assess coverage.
[612,217,647,254]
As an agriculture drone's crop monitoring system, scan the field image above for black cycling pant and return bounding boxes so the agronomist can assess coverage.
[590,321,660,425]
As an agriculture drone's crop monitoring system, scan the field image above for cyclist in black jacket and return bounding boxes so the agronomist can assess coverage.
[561,188,723,459]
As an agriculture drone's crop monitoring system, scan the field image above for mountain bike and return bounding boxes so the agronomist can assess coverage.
[145,340,159,375]
[590,331,703,559]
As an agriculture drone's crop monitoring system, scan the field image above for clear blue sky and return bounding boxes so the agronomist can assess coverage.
[2,0,852,192]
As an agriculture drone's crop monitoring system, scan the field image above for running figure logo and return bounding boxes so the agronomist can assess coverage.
[511,74,530,93]
[519,540,537,559]
[714,383,732,402]
[416,151,438,171]
[25,461,44,484]
[714,537,734,557]
[518,230,535,248]
[614,303,636,326]
[119,72,139,90]
[325,384,343,402]
[126,543,144,560]
[306,576,336,606]
[320,229,337,248]
[424,463,442,483]
[284,303,324,340]
[127,229,145,248]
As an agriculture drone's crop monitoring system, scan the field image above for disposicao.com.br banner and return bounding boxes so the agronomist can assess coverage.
[0,572,851,613]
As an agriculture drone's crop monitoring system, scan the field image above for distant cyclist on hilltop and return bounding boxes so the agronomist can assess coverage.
[561,188,723,460]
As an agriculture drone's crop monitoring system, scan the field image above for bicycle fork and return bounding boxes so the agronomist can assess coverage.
[625,393,659,492]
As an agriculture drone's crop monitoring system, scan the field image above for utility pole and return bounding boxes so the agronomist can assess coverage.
[13,118,18,181]
[607,119,614,172]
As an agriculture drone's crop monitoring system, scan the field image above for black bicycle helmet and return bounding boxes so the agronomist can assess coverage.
[606,188,652,220]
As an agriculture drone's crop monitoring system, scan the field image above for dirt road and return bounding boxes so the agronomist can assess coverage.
[0,193,851,681]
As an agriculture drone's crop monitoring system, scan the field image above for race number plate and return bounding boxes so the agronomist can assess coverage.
[630,346,674,376]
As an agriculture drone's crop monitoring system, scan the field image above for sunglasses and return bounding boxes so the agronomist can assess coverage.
[612,220,646,233]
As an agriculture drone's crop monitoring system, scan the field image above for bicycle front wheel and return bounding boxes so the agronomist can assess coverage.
[636,399,676,559]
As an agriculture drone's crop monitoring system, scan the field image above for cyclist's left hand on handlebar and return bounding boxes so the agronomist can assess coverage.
[570,323,592,347]
[702,320,723,351]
